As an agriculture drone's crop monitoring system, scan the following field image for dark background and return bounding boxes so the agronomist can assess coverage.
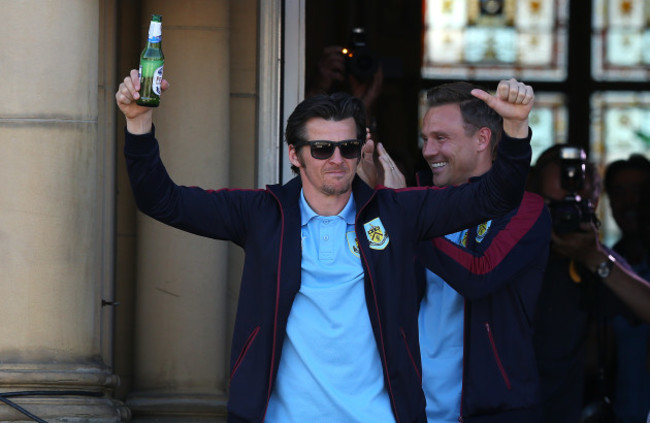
[305,0,425,182]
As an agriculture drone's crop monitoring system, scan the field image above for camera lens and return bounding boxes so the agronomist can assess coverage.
[345,27,379,81]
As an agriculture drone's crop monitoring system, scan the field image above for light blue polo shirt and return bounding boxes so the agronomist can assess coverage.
[419,229,466,423]
[265,191,394,422]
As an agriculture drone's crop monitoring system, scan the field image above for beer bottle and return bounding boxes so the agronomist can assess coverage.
[137,14,164,107]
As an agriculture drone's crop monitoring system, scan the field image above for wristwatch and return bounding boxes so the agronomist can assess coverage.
[596,254,616,279]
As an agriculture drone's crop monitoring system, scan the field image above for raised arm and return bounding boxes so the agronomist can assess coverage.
[115,70,251,244]
[418,192,551,300]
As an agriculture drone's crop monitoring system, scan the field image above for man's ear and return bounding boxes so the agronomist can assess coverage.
[476,127,492,153]
[288,145,303,169]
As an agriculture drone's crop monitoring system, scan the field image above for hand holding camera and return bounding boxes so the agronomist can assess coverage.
[551,220,603,265]
[547,146,598,234]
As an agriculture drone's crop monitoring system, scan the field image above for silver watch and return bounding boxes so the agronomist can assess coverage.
[596,254,616,279]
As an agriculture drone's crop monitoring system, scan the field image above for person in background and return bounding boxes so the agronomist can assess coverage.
[306,44,384,137]
[116,69,535,422]
[528,145,650,423]
[360,81,551,422]
[603,155,650,423]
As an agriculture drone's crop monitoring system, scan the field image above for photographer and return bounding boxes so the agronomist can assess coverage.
[528,145,650,423]
[305,29,384,137]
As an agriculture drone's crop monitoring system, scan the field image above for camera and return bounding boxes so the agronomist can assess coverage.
[547,146,597,233]
[342,27,379,82]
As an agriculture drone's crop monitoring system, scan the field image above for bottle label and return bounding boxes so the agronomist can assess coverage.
[152,65,164,95]
[148,21,162,42]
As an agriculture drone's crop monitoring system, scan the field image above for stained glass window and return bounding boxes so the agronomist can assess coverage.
[419,1,650,246]
[422,0,569,81]
[590,91,650,167]
[592,0,650,80]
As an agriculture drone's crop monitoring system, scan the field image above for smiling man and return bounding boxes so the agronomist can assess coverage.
[116,70,535,422]
[420,89,499,187]
[368,81,551,423]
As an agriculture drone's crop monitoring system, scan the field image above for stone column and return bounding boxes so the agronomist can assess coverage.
[125,1,231,421]
[0,1,126,422]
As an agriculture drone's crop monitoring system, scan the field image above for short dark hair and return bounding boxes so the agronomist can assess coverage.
[604,154,650,194]
[426,82,503,158]
[527,144,601,202]
[285,92,366,173]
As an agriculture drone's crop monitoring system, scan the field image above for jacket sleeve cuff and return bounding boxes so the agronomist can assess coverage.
[498,127,532,158]
[124,124,157,156]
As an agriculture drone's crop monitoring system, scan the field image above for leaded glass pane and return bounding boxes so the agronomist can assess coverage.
[422,0,568,80]
[592,0,650,80]
[590,91,650,166]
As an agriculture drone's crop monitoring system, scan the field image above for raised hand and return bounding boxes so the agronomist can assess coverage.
[357,126,406,189]
[376,143,406,189]
[115,69,169,134]
[357,129,379,188]
[470,78,534,138]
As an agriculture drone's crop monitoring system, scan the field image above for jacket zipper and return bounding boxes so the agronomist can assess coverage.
[484,322,512,390]
[458,300,468,423]
[400,328,421,381]
[356,192,401,423]
[262,189,286,423]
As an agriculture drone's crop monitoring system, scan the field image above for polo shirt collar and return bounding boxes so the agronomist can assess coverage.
[299,190,356,226]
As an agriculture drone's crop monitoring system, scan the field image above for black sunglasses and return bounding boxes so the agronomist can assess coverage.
[294,139,363,160]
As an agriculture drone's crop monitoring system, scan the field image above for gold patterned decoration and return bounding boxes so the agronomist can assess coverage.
[620,0,633,15]
[529,0,542,14]
[517,0,554,28]
[608,0,643,28]
[431,0,468,28]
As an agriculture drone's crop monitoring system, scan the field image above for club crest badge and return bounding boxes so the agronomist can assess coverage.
[364,217,390,250]
[346,231,360,257]
[475,220,492,243]
[460,230,469,247]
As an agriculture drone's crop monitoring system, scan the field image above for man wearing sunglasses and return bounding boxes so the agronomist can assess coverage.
[116,70,534,422]
[361,81,551,422]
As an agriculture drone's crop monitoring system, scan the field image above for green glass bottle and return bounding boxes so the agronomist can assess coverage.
[137,14,164,107]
